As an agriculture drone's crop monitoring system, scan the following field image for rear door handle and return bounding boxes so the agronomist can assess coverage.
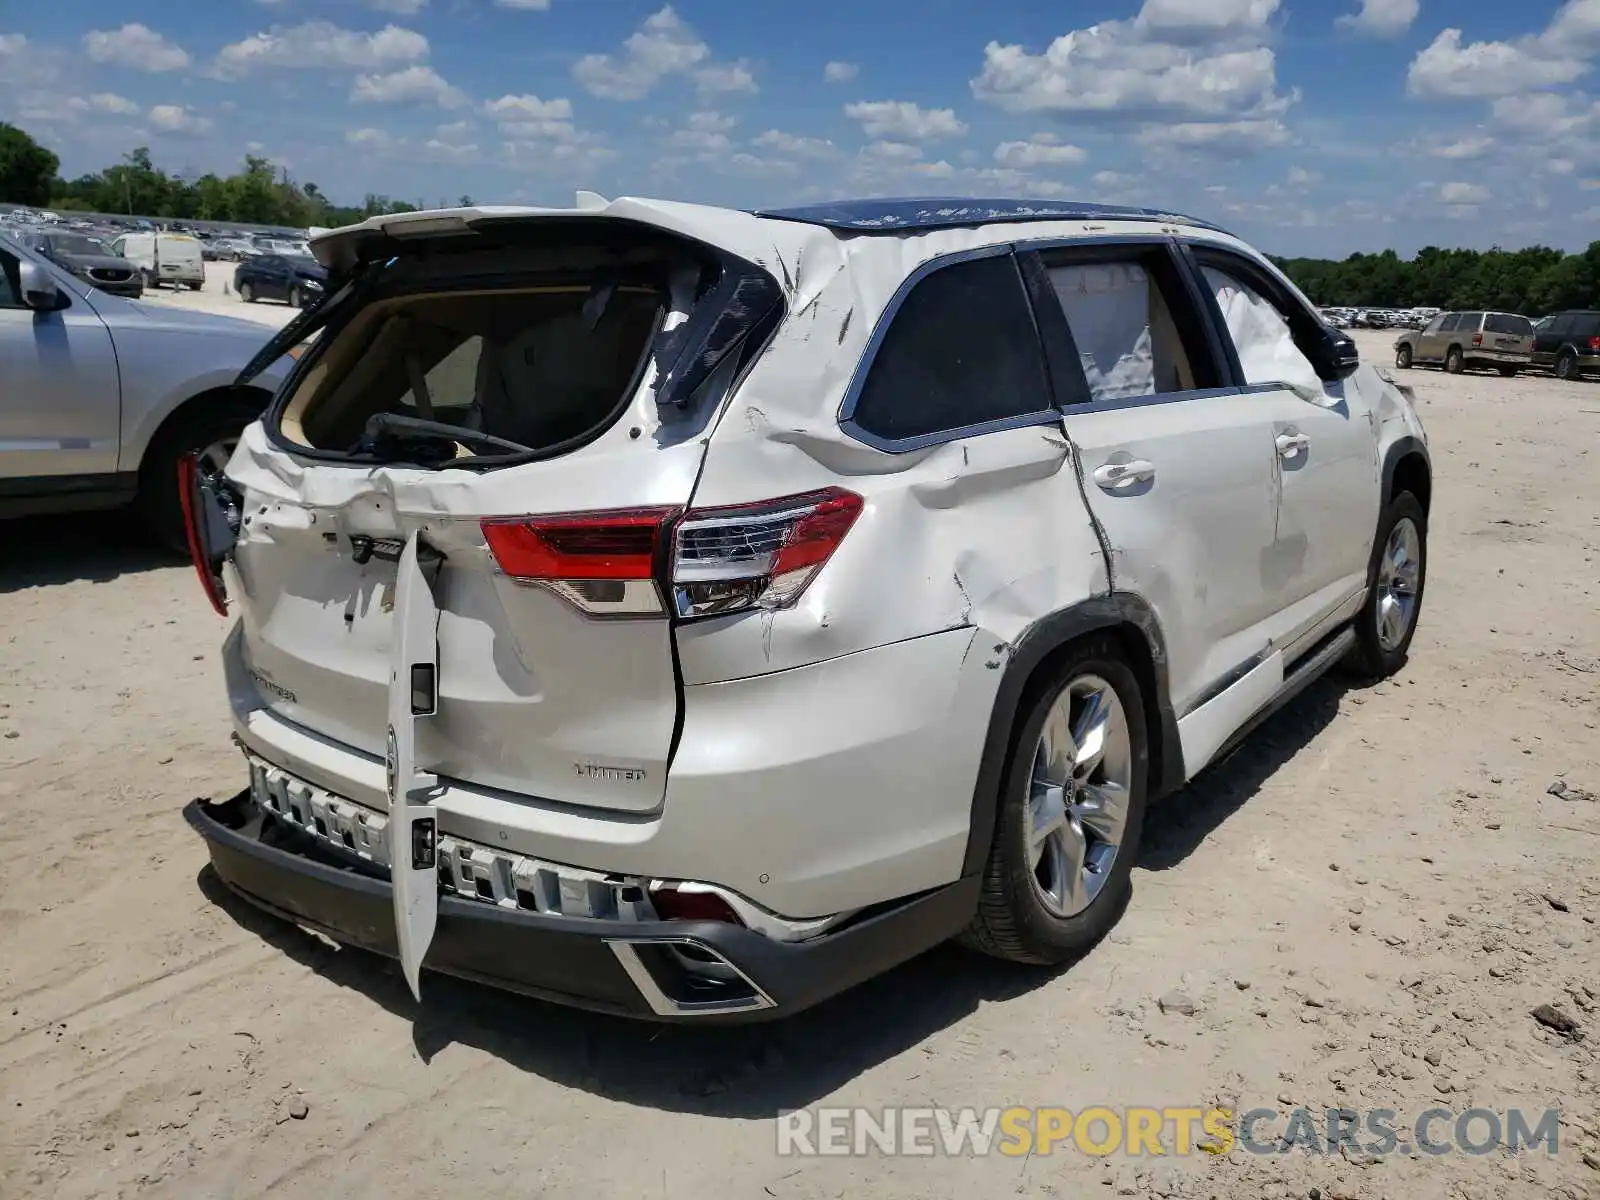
[1092,459,1156,491]
[1276,432,1310,459]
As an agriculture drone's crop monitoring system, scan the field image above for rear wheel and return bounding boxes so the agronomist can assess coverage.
[1555,350,1578,380]
[187,280,203,292]
[1395,344,1413,369]
[137,394,264,555]
[1497,365,1519,377]
[1444,347,1464,374]
[1345,492,1427,679]
[963,636,1149,965]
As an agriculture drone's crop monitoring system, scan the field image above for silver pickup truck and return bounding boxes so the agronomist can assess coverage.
[0,234,289,550]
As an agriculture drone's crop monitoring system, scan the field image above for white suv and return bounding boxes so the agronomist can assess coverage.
[183,197,1431,1021]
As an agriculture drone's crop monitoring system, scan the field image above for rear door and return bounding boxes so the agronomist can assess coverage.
[225,220,782,816]
[1483,312,1533,359]
[1020,240,1283,721]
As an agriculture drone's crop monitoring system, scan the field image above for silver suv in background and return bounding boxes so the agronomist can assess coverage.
[0,235,290,549]
[1393,310,1534,376]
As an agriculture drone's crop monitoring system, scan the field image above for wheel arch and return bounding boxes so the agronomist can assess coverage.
[961,594,1185,877]
[135,384,274,486]
[1382,436,1432,515]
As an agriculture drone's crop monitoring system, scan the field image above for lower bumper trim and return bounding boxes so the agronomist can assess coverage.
[185,792,979,1022]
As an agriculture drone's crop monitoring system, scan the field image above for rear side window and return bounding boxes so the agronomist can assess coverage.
[1484,313,1533,335]
[1458,312,1484,332]
[1439,314,1462,332]
[847,253,1053,443]
[1574,313,1600,337]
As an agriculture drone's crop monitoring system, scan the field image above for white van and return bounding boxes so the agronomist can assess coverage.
[109,231,206,291]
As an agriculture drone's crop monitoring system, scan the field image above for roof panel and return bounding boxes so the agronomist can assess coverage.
[752,197,1227,235]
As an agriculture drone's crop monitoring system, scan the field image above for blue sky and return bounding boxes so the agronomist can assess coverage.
[3,0,1597,257]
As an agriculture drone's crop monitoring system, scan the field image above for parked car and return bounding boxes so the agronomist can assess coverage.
[1393,310,1534,375]
[12,229,144,298]
[182,196,1431,1021]
[0,236,292,549]
[233,253,327,307]
[1530,310,1600,380]
[108,231,206,291]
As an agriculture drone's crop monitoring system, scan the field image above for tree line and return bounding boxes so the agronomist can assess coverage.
[5,122,1600,313]
[1,122,460,230]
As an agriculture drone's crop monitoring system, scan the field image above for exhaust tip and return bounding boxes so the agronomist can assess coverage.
[607,938,775,1018]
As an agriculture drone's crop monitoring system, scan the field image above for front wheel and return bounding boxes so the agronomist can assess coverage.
[238,280,255,303]
[1344,492,1427,679]
[1395,344,1413,369]
[1497,365,1519,377]
[1555,350,1578,380]
[963,635,1149,965]
[1444,347,1465,374]
[289,285,305,309]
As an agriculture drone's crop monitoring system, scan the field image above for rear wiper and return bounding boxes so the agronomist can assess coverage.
[360,413,535,459]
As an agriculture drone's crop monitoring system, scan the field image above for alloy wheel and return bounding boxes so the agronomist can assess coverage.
[1376,516,1422,652]
[1026,675,1133,919]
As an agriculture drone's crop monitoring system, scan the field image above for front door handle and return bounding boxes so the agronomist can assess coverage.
[1092,459,1156,491]
[1276,432,1310,459]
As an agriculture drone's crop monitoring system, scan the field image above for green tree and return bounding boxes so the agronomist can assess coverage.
[0,122,60,207]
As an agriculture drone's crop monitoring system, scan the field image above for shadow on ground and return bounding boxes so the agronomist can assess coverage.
[196,670,1366,1117]
[0,512,174,594]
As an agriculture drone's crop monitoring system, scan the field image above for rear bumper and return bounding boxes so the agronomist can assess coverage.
[186,792,979,1022]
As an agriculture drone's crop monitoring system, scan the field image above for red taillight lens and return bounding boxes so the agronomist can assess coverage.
[672,486,863,619]
[1471,332,1483,346]
[1588,336,1600,352]
[177,454,228,617]
[481,506,678,617]
[648,884,745,926]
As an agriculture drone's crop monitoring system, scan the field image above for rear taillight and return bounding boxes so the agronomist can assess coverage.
[481,487,863,621]
[1471,332,1483,346]
[481,506,678,618]
[671,486,863,619]
[177,454,228,617]
[1589,336,1600,352]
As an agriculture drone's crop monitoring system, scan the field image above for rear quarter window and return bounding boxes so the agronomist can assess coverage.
[1484,314,1533,335]
[847,252,1054,444]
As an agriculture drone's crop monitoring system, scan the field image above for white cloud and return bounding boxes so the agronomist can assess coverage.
[65,92,142,116]
[822,60,859,83]
[365,0,428,12]
[1440,181,1490,203]
[971,2,1296,155]
[994,136,1087,168]
[844,100,967,141]
[483,93,582,141]
[1490,92,1599,136]
[1429,135,1496,159]
[859,139,923,162]
[1093,170,1138,187]
[1137,117,1290,157]
[83,23,191,72]
[753,129,838,157]
[421,137,479,164]
[1336,0,1419,38]
[0,33,25,55]
[665,109,736,152]
[573,6,753,100]
[494,0,552,8]
[352,65,466,107]
[148,104,213,135]
[1545,157,1578,173]
[1406,28,1588,98]
[214,21,429,78]
[1286,165,1319,185]
[346,127,397,149]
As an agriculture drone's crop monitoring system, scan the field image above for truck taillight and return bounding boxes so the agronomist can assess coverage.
[177,454,228,617]
[481,488,864,621]
[1471,332,1483,346]
[481,506,679,618]
[1589,336,1600,352]
[672,487,863,619]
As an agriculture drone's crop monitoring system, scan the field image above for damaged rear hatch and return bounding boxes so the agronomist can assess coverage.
[220,207,784,816]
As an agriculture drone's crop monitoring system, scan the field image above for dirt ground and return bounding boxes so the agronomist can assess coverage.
[1,329,1596,1200]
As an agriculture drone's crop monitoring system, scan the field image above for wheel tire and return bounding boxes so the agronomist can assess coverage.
[187,280,203,292]
[1497,365,1519,377]
[1344,492,1428,680]
[137,394,264,555]
[1395,344,1413,369]
[289,285,304,309]
[962,634,1150,966]
[1444,347,1464,374]
[1554,350,1577,380]
[238,281,255,304]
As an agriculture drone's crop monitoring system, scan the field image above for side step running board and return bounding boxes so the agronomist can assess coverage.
[1210,625,1356,771]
